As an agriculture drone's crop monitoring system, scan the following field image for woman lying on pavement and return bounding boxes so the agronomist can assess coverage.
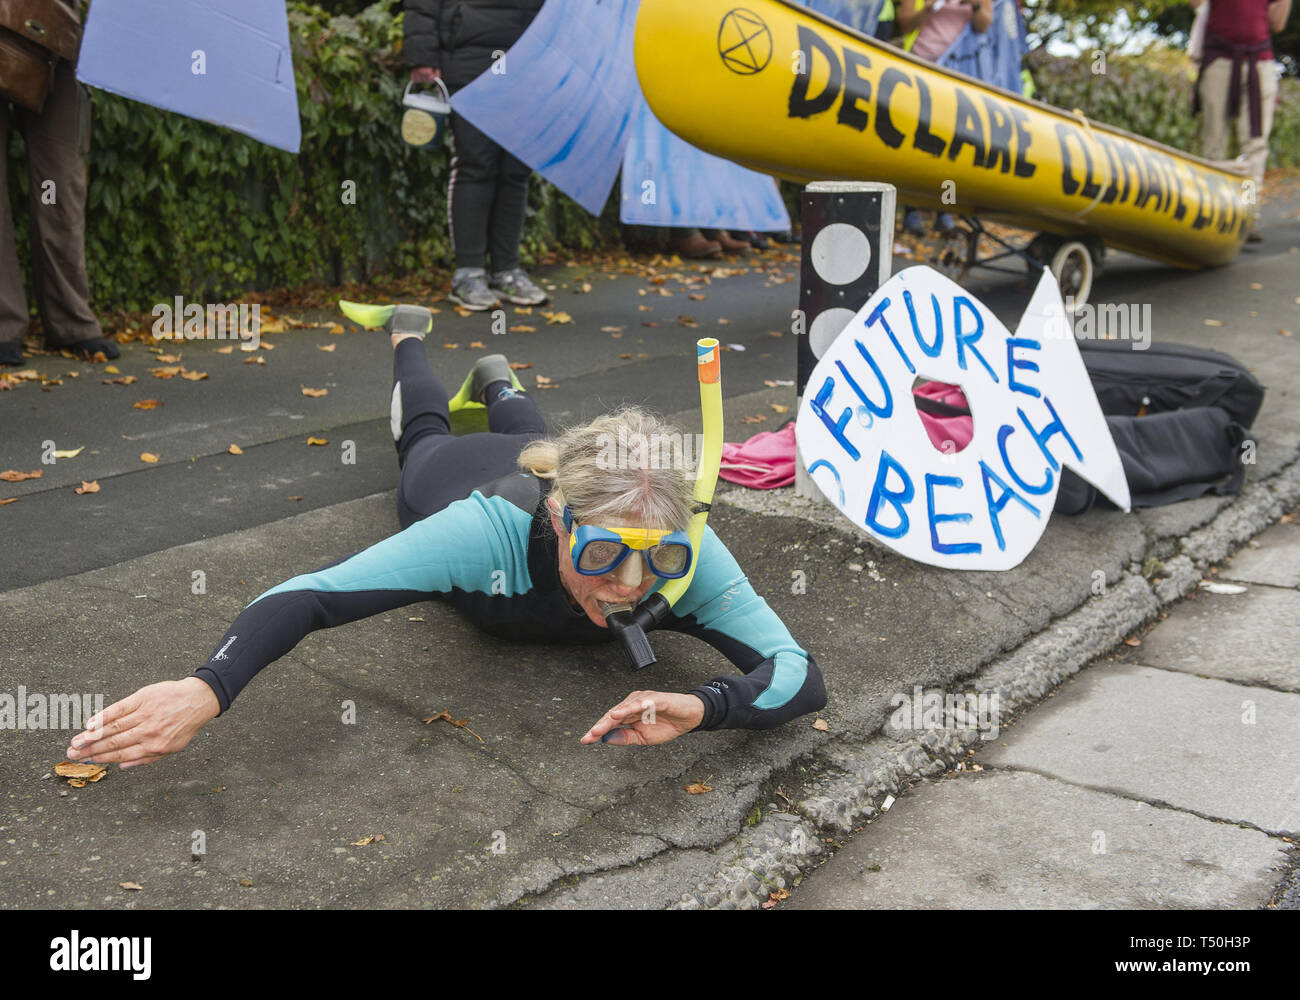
[66,305,826,767]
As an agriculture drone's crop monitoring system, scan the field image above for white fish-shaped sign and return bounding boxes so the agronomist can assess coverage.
[797,265,1130,570]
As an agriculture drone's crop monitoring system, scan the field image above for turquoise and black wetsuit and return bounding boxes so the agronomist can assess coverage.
[191,339,826,732]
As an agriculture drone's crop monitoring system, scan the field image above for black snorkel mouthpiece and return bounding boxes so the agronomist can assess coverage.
[601,595,672,670]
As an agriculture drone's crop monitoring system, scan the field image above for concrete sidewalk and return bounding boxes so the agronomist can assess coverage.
[3,196,1299,910]
[783,518,1300,909]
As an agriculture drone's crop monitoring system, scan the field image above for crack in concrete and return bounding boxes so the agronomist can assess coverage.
[979,762,1298,839]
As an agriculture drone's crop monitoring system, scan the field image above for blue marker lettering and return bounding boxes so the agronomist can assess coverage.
[925,473,981,555]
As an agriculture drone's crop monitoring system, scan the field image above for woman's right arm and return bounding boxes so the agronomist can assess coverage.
[66,492,531,766]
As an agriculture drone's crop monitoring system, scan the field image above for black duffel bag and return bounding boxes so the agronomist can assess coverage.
[1054,340,1264,513]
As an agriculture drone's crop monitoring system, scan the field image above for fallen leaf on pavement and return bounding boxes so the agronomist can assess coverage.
[1203,319,1224,327]
[149,366,183,379]
[1125,637,1142,647]
[0,469,41,482]
[441,343,459,349]
[685,781,713,795]
[132,399,163,410]
[508,325,535,333]
[140,453,160,463]
[306,436,328,446]
[545,311,573,325]
[0,498,17,506]
[156,354,182,363]
[600,326,624,333]
[764,379,794,388]
[52,446,84,458]
[288,495,302,501]
[619,353,632,359]
[422,709,484,742]
[317,343,336,352]
[351,834,386,847]
[453,306,473,317]
[812,717,829,731]
[677,315,698,327]
[8,369,39,380]
[761,889,790,909]
[102,375,138,385]
[328,323,344,334]
[469,340,486,348]
[244,356,266,365]
[228,444,243,455]
[301,386,328,398]
[771,404,789,414]
[119,882,143,891]
[181,370,208,381]
[741,415,766,424]
[689,293,706,301]
[74,480,99,495]
[508,362,532,370]
[55,761,106,781]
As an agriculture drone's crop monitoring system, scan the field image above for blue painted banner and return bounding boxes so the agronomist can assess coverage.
[796,0,887,39]
[454,0,789,229]
[76,0,301,153]
[936,0,1029,95]
[620,99,790,230]
[450,0,641,216]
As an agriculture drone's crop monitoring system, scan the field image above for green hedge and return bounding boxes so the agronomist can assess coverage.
[4,0,611,315]
[5,5,1297,315]
[1032,47,1300,169]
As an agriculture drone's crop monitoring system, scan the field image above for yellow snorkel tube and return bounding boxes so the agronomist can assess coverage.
[604,338,724,669]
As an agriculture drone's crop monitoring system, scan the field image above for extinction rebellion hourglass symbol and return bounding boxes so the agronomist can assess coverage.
[717,9,772,74]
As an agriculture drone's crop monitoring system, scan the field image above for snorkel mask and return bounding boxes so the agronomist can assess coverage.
[600,338,723,669]
[565,509,694,579]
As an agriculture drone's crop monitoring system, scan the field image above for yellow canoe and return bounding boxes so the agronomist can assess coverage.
[634,0,1251,268]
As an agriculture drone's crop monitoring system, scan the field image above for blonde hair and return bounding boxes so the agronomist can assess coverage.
[517,406,695,529]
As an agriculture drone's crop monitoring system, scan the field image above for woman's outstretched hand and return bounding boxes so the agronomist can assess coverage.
[582,690,705,747]
[66,678,221,769]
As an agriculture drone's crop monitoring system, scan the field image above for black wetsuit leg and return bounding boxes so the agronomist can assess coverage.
[391,339,549,527]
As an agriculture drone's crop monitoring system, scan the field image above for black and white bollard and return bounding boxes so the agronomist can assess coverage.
[794,181,896,500]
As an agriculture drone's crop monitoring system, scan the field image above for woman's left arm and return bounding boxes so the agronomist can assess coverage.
[657,527,827,732]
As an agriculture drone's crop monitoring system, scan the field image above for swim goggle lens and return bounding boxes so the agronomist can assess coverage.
[563,506,693,578]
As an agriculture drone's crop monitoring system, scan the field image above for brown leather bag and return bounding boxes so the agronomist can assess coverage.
[0,0,80,112]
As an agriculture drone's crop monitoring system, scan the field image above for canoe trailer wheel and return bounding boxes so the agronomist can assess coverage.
[1025,235,1097,313]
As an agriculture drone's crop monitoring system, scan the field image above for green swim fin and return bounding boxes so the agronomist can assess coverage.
[448,354,528,412]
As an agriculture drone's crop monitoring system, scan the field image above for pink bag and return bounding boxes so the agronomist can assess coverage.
[719,421,797,489]
[913,381,973,451]
[717,382,973,490]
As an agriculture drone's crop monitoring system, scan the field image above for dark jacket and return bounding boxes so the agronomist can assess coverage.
[403,0,544,90]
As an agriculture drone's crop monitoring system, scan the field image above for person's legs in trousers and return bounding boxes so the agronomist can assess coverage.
[446,111,504,310]
[1236,60,1277,236]
[20,60,105,352]
[486,148,547,305]
[448,111,499,271]
[487,149,531,275]
[1198,57,1232,162]
[0,96,28,365]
